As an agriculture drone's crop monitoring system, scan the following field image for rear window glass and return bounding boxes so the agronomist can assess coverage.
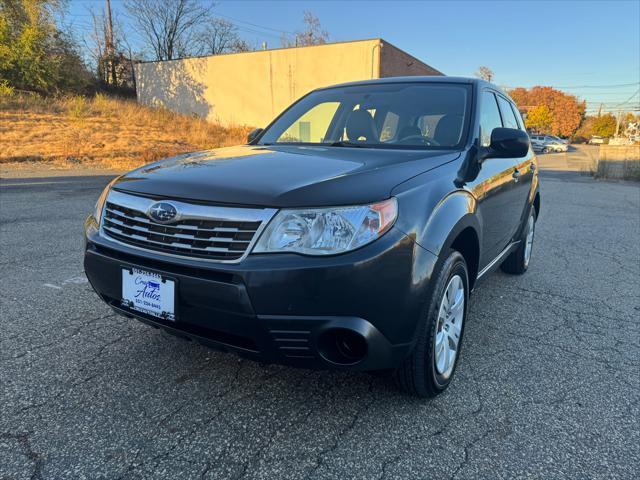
[497,96,519,129]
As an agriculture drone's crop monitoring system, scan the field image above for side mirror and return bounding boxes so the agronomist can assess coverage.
[247,128,263,144]
[483,127,530,159]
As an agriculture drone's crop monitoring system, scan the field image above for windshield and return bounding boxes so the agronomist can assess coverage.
[258,83,471,150]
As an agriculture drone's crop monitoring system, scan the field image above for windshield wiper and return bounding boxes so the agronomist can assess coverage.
[328,141,366,148]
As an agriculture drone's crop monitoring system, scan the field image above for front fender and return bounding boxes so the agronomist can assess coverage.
[419,190,480,256]
[391,159,480,257]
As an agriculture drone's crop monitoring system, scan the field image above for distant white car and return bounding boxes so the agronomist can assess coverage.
[588,136,605,145]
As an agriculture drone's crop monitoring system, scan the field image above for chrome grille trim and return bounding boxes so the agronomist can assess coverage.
[99,189,277,263]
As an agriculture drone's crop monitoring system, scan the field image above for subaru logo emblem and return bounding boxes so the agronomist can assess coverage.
[148,202,178,223]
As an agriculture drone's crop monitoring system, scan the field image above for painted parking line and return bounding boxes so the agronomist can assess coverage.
[43,275,89,290]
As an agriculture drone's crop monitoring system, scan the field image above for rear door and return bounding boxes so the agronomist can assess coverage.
[496,94,534,241]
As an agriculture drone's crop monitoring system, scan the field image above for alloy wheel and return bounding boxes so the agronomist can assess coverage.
[524,213,535,267]
[434,275,465,379]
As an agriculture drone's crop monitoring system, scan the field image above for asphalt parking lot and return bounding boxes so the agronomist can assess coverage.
[1,151,639,479]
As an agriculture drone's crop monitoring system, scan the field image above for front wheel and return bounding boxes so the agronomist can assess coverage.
[501,209,536,274]
[393,250,469,398]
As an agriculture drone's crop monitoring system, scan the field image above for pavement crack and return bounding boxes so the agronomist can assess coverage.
[0,431,44,480]
[304,380,377,479]
[448,429,493,480]
[1,313,117,361]
[375,426,445,480]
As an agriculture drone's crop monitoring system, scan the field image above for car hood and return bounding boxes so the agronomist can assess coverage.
[113,145,461,207]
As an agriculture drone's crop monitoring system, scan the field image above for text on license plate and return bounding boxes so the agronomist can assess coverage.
[121,268,175,321]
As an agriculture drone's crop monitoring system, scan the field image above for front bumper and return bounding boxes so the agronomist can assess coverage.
[84,218,438,371]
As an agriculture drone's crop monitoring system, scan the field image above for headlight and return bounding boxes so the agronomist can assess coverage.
[253,198,397,255]
[93,178,117,223]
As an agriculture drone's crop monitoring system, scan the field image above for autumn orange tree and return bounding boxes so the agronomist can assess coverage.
[508,86,586,137]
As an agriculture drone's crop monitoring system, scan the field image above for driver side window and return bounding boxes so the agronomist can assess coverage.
[480,91,503,147]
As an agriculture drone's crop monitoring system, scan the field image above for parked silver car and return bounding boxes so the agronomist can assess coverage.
[530,134,569,153]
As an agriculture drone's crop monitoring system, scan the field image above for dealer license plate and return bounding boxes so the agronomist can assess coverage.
[121,268,176,321]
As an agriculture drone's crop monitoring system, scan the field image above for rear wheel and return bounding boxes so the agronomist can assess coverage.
[393,250,469,398]
[501,209,536,274]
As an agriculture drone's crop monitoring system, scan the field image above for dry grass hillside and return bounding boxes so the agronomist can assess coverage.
[0,93,252,173]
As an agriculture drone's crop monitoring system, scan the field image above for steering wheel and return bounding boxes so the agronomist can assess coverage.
[396,135,440,147]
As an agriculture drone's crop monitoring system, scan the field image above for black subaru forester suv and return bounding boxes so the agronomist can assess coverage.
[84,77,539,398]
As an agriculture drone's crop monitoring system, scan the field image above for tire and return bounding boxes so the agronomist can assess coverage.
[542,147,550,154]
[501,208,537,275]
[393,250,469,398]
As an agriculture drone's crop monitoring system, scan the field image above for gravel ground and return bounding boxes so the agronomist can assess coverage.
[1,163,638,479]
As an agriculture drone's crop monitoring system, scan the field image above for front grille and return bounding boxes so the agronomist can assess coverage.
[101,190,276,262]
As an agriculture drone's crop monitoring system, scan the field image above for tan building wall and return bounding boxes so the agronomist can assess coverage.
[134,39,442,127]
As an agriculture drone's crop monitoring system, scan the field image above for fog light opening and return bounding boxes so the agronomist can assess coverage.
[318,328,368,365]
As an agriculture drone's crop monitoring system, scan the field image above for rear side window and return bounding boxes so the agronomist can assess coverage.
[480,91,503,146]
[510,104,525,130]
[497,96,519,129]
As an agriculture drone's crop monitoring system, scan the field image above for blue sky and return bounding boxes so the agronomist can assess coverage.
[66,0,640,113]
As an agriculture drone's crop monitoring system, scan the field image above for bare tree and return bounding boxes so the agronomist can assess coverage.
[86,10,107,76]
[281,11,329,47]
[229,38,252,53]
[475,66,494,82]
[84,4,138,89]
[197,18,252,55]
[124,0,213,61]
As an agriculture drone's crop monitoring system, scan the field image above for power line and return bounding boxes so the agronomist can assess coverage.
[610,88,640,109]
[505,82,639,90]
[229,25,284,41]
[214,13,295,36]
[579,92,640,96]
[554,82,639,89]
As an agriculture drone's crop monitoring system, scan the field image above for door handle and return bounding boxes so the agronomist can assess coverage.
[512,169,521,179]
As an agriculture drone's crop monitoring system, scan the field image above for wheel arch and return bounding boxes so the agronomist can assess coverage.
[533,190,541,218]
[419,190,481,288]
[449,227,480,290]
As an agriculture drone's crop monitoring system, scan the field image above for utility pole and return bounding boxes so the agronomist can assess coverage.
[615,110,623,137]
[106,0,117,86]
[597,103,603,117]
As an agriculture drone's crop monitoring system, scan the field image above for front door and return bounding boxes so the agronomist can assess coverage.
[495,94,535,242]
[468,91,523,268]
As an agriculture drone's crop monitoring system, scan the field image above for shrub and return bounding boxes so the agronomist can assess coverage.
[66,95,90,121]
[0,80,14,97]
